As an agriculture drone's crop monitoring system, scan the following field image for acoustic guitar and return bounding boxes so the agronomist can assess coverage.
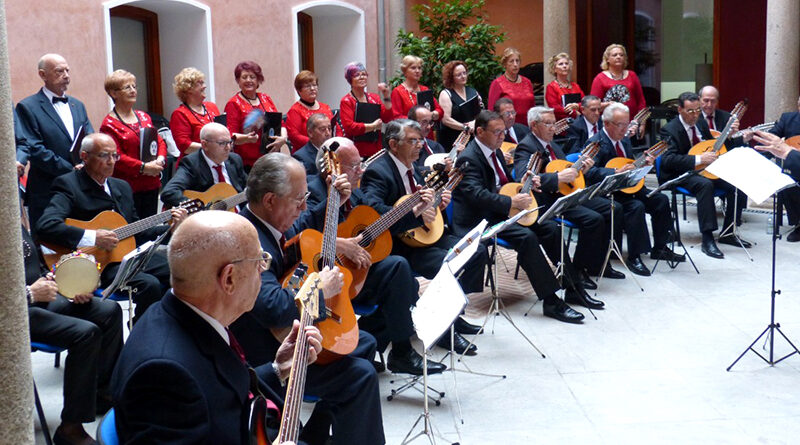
[42,199,203,271]
[624,107,652,138]
[400,164,465,247]
[787,135,800,150]
[604,140,669,194]
[501,117,572,154]
[499,151,541,226]
[545,141,601,195]
[688,99,748,180]
[183,182,247,212]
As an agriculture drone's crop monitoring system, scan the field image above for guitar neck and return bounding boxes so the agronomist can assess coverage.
[210,191,247,211]
[275,307,314,444]
[732,122,775,138]
[113,208,173,240]
[321,182,341,268]
[359,192,422,246]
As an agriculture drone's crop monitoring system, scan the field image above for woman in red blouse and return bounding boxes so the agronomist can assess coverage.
[224,61,289,169]
[99,70,167,217]
[487,48,536,126]
[339,62,393,157]
[285,70,334,151]
[169,67,220,163]
[544,52,585,121]
[590,44,646,118]
[390,55,442,138]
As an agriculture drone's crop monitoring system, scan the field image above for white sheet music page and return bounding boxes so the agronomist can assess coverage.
[412,265,467,350]
[705,147,795,204]
[445,219,487,272]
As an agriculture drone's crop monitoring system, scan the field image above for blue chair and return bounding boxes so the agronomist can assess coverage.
[97,407,118,445]
[565,152,581,163]
[31,342,67,445]
[31,341,64,368]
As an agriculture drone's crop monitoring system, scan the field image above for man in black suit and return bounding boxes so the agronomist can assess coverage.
[769,96,800,241]
[14,106,29,178]
[16,54,94,230]
[408,105,449,171]
[292,113,331,177]
[161,122,248,207]
[231,153,387,444]
[564,95,603,153]
[495,97,531,145]
[36,133,185,322]
[659,92,749,258]
[360,119,489,338]
[24,222,122,445]
[587,103,685,275]
[112,210,317,444]
[515,106,625,284]
[452,110,597,323]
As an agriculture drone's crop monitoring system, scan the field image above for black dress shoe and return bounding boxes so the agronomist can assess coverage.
[542,299,585,324]
[718,234,752,248]
[602,266,625,279]
[564,288,605,309]
[701,239,724,259]
[625,256,651,277]
[650,247,685,263]
[454,316,483,335]
[579,269,597,290]
[53,428,98,445]
[372,360,386,373]
[437,331,477,356]
[387,348,446,376]
[788,228,800,243]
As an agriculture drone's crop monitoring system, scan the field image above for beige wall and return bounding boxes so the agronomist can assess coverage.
[6,0,379,126]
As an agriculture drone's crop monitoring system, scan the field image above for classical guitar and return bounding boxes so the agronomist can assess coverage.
[281,146,358,364]
[499,151,541,226]
[688,99,748,180]
[624,107,652,138]
[604,140,669,194]
[424,127,471,168]
[501,117,572,154]
[42,199,203,271]
[183,182,246,212]
[787,135,800,150]
[400,164,465,247]
[545,141,601,195]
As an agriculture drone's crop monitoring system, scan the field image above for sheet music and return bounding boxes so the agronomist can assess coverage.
[705,146,796,204]
[480,207,540,240]
[444,220,487,272]
[411,265,467,350]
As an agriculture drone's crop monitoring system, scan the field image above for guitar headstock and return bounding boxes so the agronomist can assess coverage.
[646,140,669,158]
[294,271,323,320]
[180,199,205,215]
[525,151,540,172]
[554,117,573,135]
[732,99,749,119]
[633,107,651,125]
[445,161,468,190]
[582,141,600,159]
[319,141,341,178]
[424,167,450,191]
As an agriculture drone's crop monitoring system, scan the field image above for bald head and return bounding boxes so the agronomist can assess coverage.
[200,122,233,164]
[699,85,720,117]
[38,54,70,96]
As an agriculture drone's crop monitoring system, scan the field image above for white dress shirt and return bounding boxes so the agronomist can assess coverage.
[42,86,75,140]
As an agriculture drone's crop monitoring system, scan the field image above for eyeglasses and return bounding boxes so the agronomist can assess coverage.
[204,139,234,147]
[302,84,319,90]
[289,191,312,206]
[92,152,120,161]
[342,161,367,171]
[501,111,517,117]
[403,138,424,146]
[232,250,272,271]
[353,72,368,78]
[417,120,433,127]
[607,121,630,128]
[538,122,557,128]
[117,84,136,92]
[683,108,703,115]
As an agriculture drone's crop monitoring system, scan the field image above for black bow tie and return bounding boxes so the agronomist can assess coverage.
[52,96,68,104]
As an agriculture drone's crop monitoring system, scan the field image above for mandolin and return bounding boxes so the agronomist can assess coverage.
[604,140,669,194]
[499,151,541,226]
[501,117,572,154]
[183,182,246,212]
[624,107,652,138]
[545,142,601,195]
[688,99,748,180]
[424,127,470,168]
[42,199,203,271]
[400,164,465,247]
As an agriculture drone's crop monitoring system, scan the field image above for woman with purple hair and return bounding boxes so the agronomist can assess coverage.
[339,62,393,157]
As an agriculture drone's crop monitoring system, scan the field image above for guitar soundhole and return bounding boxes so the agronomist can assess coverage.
[313,253,324,271]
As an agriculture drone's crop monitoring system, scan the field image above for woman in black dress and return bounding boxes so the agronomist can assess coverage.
[438,60,484,151]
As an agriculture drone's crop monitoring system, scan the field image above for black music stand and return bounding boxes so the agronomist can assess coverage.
[648,171,700,273]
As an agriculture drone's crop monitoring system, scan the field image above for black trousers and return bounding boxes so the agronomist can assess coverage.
[100,250,170,323]
[679,175,745,234]
[132,188,160,219]
[560,196,622,274]
[781,185,800,226]
[29,296,123,423]
[392,232,487,294]
[615,189,672,257]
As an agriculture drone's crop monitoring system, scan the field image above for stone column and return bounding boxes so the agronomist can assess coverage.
[0,1,35,443]
[387,0,406,82]
[764,0,800,121]
[542,0,571,86]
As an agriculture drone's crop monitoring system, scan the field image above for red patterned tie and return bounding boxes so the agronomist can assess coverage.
[691,126,701,145]
[592,124,598,137]
[615,142,625,158]
[213,165,227,183]
[545,144,557,161]
[406,170,419,192]
[706,115,715,131]
[490,152,508,185]
[423,141,433,155]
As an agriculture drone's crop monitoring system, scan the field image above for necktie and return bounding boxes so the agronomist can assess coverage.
[690,126,700,145]
[505,130,517,144]
[406,170,419,193]
[279,235,286,249]
[423,141,433,155]
[592,124,598,136]
[226,328,281,413]
[545,144,557,161]
[490,152,509,186]
[213,164,226,183]
[52,96,68,104]
[615,142,625,158]
[706,115,715,131]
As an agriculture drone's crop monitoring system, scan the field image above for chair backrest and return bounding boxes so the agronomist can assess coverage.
[654,155,663,180]
[565,152,580,163]
[97,408,119,445]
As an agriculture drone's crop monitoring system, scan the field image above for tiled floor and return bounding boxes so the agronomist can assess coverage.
[32,196,800,444]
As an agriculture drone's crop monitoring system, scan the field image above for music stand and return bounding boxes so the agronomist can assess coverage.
[647,171,701,273]
[717,186,754,261]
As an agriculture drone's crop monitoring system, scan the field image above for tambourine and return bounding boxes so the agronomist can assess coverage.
[52,251,101,300]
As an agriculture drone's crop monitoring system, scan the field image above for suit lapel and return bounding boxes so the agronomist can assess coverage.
[68,98,83,137]
[77,169,115,209]
[37,89,71,140]
[241,207,284,275]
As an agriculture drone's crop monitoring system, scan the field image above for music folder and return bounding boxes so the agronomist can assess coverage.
[69,124,87,165]
[213,113,227,126]
[561,93,581,107]
[259,112,283,154]
[353,102,381,143]
[416,90,435,111]
[539,186,595,222]
[139,127,159,163]
[460,94,482,121]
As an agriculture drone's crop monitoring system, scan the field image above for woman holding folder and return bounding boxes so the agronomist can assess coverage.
[390,55,442,138]
[438,60,483,151]
[99,69,166,217]
[544,52,584,121]
[339,62,393,157]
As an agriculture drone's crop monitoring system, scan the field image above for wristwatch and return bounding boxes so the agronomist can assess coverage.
[26,285,33,304]
[139,162,145,174]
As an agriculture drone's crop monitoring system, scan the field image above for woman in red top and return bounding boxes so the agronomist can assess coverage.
[169,67,220,163]
[390,55,442,138]
[285,70,334,151]
[99,69,167,217]
[487,48,536,126]
[544,52,585,121]
[224,61,289,169]
[339,62,393,157]
[590,44,646,117]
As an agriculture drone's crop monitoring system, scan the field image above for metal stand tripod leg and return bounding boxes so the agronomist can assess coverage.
[717,187,754,261]
[652,190,699,274]
[525,217,580,317]
[401,352,459,445]
[595,195,644,295]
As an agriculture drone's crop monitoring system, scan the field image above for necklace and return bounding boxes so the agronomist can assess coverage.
[504,73,519,83]
[556,79,571,89]
[609,70,624,80]
[240,91,264,110]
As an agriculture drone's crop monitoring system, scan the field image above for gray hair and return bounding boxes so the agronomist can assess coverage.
[527,106,555,126]
[314,137,355,173]
[247,152,297,203]
[602,102,629,122]
[384,119,421,146]
[306,113,329,134]
[581,95,600,108]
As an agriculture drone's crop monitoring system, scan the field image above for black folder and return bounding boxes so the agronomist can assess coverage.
[139,127,159,163]
[561,93,582,107]
[416,90,435,111]
[354,102,381,143]
[460,94,482,121]
[260,112,284,154]
[213,113,227,126]
[69,125,87,165]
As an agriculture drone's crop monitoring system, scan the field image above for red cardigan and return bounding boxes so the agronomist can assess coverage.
[285,101,333,151]
[169,101,220,162]
[224,92,280,168]
[99,110,167,193]
[590,71,646,117]
[487,75,536,126]
[339,92,393,157]
[389,83,442,139]
[545,81,585,121]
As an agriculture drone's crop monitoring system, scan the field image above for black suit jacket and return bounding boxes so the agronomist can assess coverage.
[14,106,30,164]
[15,89,93,210]
[414,138,447,171]
[360,154,426,235]
[659,116,714,181]
[704,109,744,147]
[588,130,635,167]
[772,111,800,138]
[451,140,514,233]
[565,117,603,153]
[160,149,247,207]
[292,141,320,177]
[112,291,283,444]
[35,169,162,248]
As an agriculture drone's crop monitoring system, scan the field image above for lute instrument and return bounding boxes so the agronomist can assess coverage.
[688,99,748,180]
[400,164,465,247]
[545,141,601,195]
[787,135,800,150]
[604,140,669,194]
[183,182,247,212]
[498,151,541,226]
